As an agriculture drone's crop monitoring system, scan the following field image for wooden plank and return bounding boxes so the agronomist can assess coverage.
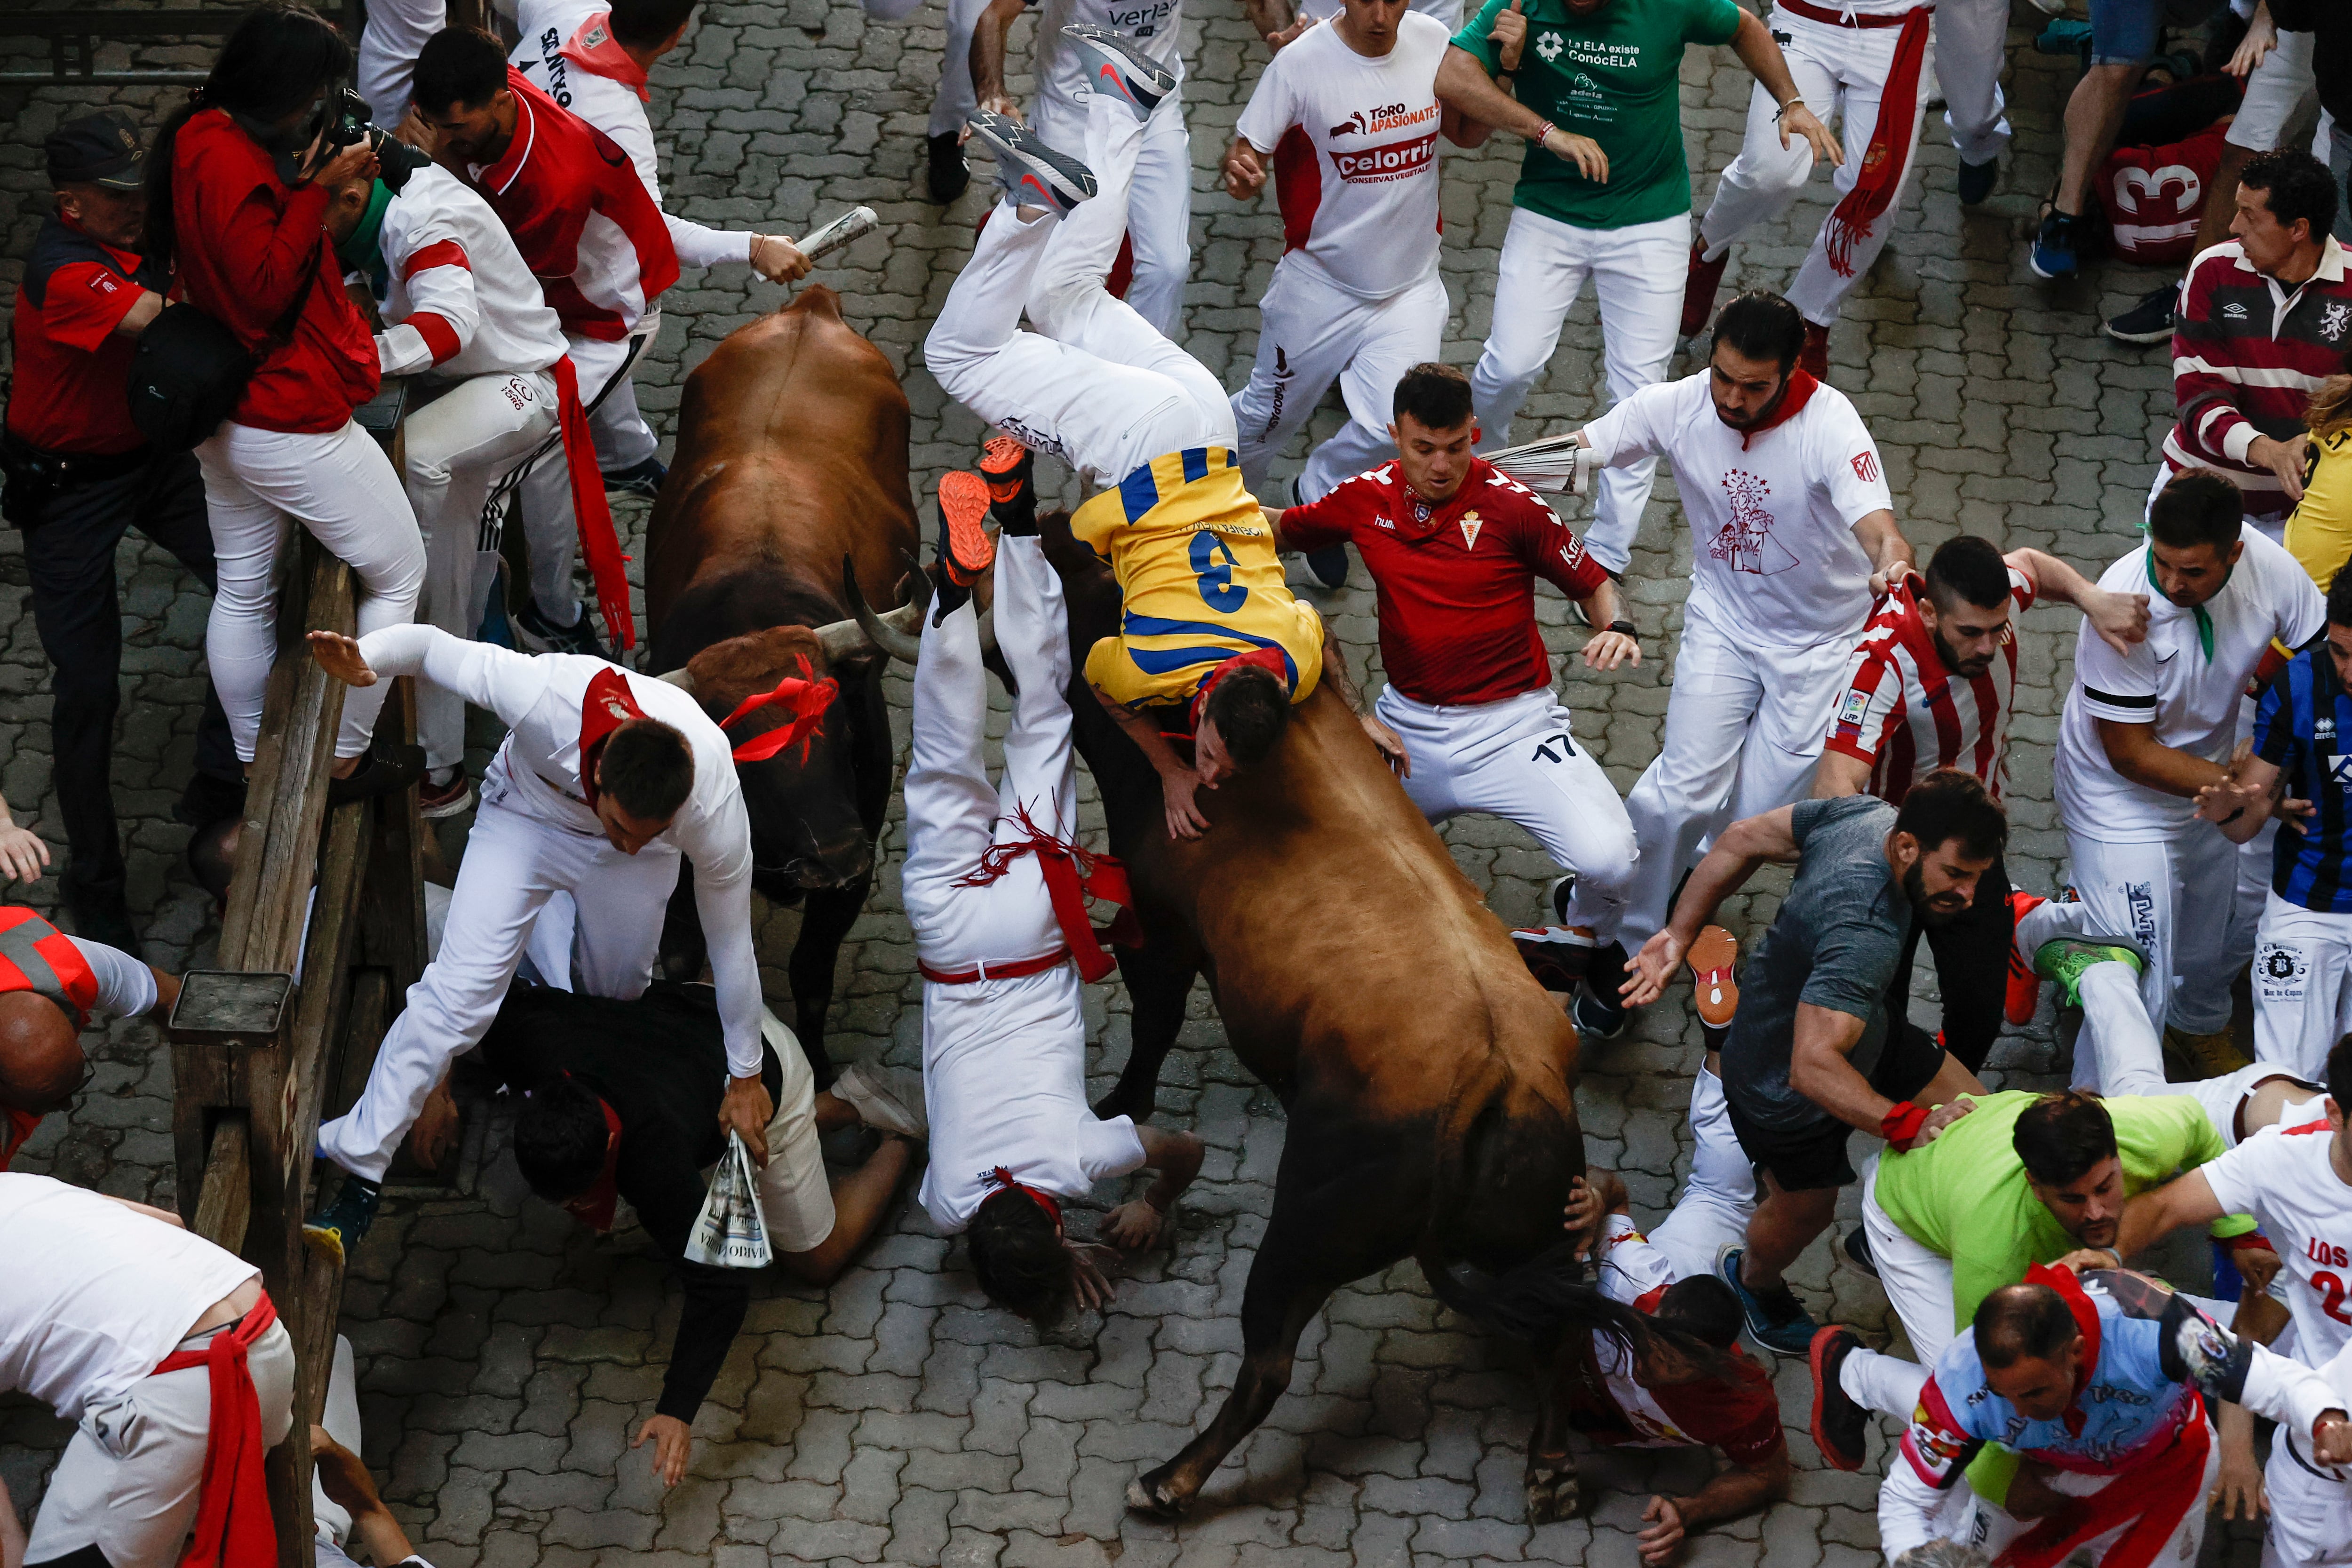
[191,1115,251,1255]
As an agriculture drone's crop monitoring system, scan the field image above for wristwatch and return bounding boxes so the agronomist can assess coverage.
[1606,620,1637,637]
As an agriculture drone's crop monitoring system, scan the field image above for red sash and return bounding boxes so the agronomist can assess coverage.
[151,1294,279,1568]
[560,12,650,101]
[552,356,636,652]
[1824,8,1932,277]
[577,666,651,811]
[953,804,1138,983]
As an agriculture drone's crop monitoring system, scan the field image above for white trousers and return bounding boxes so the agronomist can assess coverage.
[24,1320,295,1568]
[358,0,443,124]
[1618,597,1853,947]
[1469,206,1688,574]
[197,419,427,762]
[928,96,1232,489]
[1373,685,1638,940]
[2253,894,2352,1082]
[518,330,654,624]
[1697,11,1929,326]
[1646,1065,1757,1283]
[315,764,682,1181]
[1932,0,2011,165]
[1033,86,1192,339]
[2228,27,2317,153]
[2065,823,2241,1039]
[2261,1421,2352,1568]
[1960,1442,2217,1568]
[1232,257,1447,503]
[916,0,988,137]
[402,370,559,769]
[902,534,1075,971]
[1841,1161,1948,1419]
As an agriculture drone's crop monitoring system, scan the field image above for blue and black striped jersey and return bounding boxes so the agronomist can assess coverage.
[2256,647,2352,913]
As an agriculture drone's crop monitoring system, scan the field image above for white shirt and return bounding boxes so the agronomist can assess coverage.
[2054,526,2324,843]
[358,625,764,1079]
[69,936,157,1019]
[918,969,1148,1233]
[1582,373,1893,649]
[509,0,755,272]
[2201,1122,2352,1368]
[1297,0,1461,29]
[0,1175,258,1423]
[374,165,569,381]
[1030,0,1186,111]
[1233,14,1447,301]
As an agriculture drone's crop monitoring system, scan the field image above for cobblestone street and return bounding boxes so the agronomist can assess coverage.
[0,2,2251,1563]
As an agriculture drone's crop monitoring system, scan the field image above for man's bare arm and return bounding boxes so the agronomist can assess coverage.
[1786,1003,1892,1133]
[1812,748,1873,799]
[1852,509,1913,594]
[969,0,1026,116]
[2008,547,2150,655]
[2096,717,2232,800]
[1621,807,1798,1005]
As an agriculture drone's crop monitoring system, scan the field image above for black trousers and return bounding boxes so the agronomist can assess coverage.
[22,454,236,909]
[1888,850,2013,1075]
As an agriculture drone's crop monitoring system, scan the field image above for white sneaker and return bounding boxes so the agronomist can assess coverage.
[834,1063,929,1140]
[1062,25,1177,121]
[965,111,1097,218]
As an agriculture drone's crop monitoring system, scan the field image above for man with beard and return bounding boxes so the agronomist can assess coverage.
[1619,768,2003,1355]
[1813,535,2150,1073]
[2054,470,2325,1077]
[1518,290,1915,974]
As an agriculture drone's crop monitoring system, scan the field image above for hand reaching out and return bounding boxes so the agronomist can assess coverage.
[306,630,381,687]
[1100,1198,1168,1249]
[1619,928,1688,1008]
[1162,768,1213,841]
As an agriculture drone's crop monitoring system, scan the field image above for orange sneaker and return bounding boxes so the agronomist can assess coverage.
[935,469,995,589]
[980,434,1037,534]
[2005,891,2047,1026]
[1687,925,1739,1029]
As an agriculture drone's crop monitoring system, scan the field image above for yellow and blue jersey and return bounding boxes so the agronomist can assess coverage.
[1072,446,1325,711]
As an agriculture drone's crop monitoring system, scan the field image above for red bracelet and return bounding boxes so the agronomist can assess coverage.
[2225,1232,2276,1255]
[1880,1100,1931,1152]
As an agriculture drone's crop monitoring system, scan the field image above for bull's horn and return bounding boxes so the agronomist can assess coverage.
[824,555,923,666]
[652,667,695,692]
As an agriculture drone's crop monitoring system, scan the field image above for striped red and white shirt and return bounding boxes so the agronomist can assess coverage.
[1823,568,2035,803]
[2166,236,2352,514]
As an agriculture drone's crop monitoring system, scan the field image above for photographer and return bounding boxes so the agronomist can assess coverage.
[146,3,425,799]
[2,111,242,949]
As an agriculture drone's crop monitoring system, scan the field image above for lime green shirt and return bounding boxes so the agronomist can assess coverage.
[1450,0,1741,230]
[1871,1090,2254,1337]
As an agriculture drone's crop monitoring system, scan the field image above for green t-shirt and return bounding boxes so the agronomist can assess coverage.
[1870,1090,2255,1337]
[1450,0,1741,230]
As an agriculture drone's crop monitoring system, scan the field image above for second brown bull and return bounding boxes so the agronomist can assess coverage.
[641,285,919,1082]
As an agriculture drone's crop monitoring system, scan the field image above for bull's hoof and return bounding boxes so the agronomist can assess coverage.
[1125,1472,1192,1518]
[1525,1463,1582,1526]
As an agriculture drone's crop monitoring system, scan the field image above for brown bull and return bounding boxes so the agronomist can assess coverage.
[641,286,919,1080]
[1025,515,1636,1521]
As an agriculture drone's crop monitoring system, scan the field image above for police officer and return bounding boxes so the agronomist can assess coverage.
[2,111,241,951]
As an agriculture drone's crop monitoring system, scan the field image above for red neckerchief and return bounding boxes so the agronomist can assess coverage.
[2025,1261,2104,1437]
[1384,458,1497,542]
[561,12,651,101]
[0,1106,38,1171]
[1731,369,1820,450]
[955,802,1140,982]
[2001,1390,2209,1568]
[1186,645,1293,735]
[718,653,840,764]
[475,71,539,194]
[561,1095,627,1234]
[578,667,650,811]
[987,1166,1063,1230]
[151,1294,281,1568]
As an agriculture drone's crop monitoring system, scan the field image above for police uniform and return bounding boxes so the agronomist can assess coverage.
[2,113,240,946]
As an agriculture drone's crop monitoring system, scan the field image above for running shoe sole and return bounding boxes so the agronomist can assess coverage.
[980,434,1034,505]
[936,470,996,587]
[1688,924,1739,1029]
[966,111,1097,217]
[1808,1326,1868,1472]
[1062,24,1177,119]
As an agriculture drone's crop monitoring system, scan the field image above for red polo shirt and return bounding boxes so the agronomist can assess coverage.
[1280,458,1611,706]
[6,215,156,454]
[168,108,379,434]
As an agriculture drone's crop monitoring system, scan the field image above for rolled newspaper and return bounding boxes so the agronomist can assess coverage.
[1485,433,1604,498]
[795,205,880,263]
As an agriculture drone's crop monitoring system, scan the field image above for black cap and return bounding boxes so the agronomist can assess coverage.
[46,110,146,191]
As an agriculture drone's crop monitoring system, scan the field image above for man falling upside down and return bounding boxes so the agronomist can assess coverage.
[926,31,1357,841]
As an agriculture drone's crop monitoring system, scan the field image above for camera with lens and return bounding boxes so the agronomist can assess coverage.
[322,87,373,151]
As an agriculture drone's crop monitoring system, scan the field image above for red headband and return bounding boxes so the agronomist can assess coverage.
[719,653,841,764]
[1187,646,1291,734]
[987,1166,1062,1231]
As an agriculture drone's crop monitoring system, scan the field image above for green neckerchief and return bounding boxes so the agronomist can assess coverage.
[334,179,393,301]
[2146,545,2232,662]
